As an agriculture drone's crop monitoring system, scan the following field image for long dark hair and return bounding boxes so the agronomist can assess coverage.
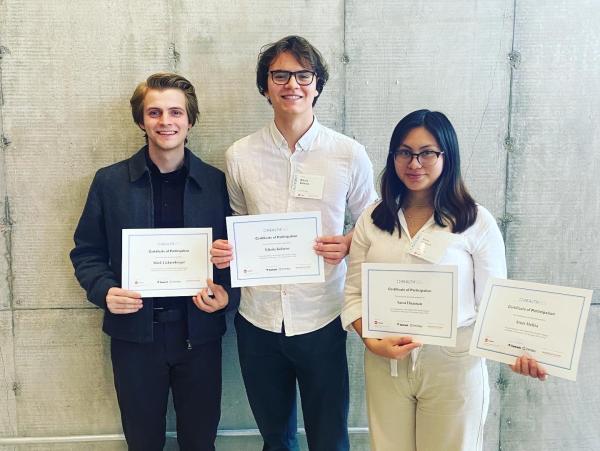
[372,109,477,236]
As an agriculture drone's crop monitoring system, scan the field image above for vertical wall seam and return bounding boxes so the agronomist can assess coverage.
[0,7,14,313]
[0,0,18,435]
[340,0,347,135]
[501,0,518,244]
[498,1,518,450]
[167,0,179,73]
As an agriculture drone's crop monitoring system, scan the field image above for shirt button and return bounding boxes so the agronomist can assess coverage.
[282,290,287,296]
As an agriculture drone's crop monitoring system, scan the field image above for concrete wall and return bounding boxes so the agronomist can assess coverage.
[0,0,598,449]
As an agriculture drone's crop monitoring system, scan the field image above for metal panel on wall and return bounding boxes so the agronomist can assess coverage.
[344,0,514,217]
[500,1,600,449]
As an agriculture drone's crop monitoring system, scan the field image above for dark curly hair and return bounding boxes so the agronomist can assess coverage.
[256,35,329,106]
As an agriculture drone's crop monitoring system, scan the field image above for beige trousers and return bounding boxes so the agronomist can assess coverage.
[365,326,489,451]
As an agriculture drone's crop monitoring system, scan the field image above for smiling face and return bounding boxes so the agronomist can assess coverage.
[139,88,191,155]
[265,51,319,122]
[395,126,444,194]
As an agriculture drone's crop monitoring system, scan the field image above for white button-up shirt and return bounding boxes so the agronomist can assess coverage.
[342,203,507,330]
[225,118,378,336]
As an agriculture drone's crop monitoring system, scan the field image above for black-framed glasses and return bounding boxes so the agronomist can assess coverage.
[270,70,316,86]
[393,149,444,167]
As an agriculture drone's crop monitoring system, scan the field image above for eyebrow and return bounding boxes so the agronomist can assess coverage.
[145,107,185,111]
[398,144,440,150]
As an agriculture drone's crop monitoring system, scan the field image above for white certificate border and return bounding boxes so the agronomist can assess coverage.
[229,213,323,283]
[123,228,212,295]
[364,265,458,340]
[473,282,588,372]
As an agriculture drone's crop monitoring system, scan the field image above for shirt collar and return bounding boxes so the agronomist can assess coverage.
[268,116,321,152]
[129,146,195,183]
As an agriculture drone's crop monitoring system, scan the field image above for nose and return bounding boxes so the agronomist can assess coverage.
[158,111,171,125]
[407,155,422,169]
[285,73,299,88]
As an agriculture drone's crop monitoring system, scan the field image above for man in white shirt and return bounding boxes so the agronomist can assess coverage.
[211,35,377,451]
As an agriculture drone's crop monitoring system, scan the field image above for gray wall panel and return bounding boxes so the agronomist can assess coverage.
[344,0,513,217]
[13,310,120,436]
[0,0,598,449]
[168,0,346,171]
[0,0,10,312]
[3,0,173,310]
[497,306,600,450]
[507,0,600,300]
[0,311,17,437]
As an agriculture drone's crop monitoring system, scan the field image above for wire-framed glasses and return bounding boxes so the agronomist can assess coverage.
[393,149,444,167]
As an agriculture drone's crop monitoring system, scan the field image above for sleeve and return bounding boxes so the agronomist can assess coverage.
[341,208,373,330]
[212,172,240,314]
[472,207,508,309]
[69,171,118,310]
[224,145,248,216]
[346,144,378,224]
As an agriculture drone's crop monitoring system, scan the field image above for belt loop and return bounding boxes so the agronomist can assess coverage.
[410,347,421,372]
[389,359,398,377]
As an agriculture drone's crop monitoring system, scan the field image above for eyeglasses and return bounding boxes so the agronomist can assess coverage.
[393,149,444,167]
[270,70,316,86]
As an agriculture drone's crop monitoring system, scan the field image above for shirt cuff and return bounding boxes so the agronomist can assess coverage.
[341,303,362,332]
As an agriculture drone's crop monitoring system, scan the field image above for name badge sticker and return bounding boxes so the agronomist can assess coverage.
[292,174,325,199]
[409,231,457,263]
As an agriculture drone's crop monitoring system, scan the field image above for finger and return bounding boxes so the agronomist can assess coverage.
[529,359,539,378]
[108,306,141,314]
[391,336,414,346]
[392,342,421,358]
[520,356,530,376]
[109,287,142,298]
[314,240,345,250]
[318,252,344,260]
[316,235,344,244]
[510,357,521,373]
[108,297,143,307]
[323,257,343,265]
[214,261,231,269]
[193,294,217,313]
[211,255,233,264]
[212,240,232,250]
[210,247,233,257]
[207,279,226,297]
[119,290,142,298]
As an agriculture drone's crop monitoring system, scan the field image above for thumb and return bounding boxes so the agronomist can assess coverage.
[390,336,414,346]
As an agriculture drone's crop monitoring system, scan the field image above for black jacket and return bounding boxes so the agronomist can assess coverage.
[70,147,239,344]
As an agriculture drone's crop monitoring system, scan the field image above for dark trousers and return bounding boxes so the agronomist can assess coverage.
[111,320,222,451]
[235,313,350,451]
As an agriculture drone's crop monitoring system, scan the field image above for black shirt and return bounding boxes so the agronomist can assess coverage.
[146,151,188,311]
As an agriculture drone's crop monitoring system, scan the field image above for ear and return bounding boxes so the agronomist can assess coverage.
[138,123,146,131]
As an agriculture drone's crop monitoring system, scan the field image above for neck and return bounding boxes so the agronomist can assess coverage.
[403,190,434,208]
[274,113,314,152]
[147,145,185,173]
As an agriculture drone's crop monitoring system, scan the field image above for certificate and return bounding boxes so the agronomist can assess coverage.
[121,228,212,297]
[362,263,458,346]
[226,212,325,287]
[469,278,593,381]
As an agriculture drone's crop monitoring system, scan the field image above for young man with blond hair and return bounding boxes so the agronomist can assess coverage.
[71,72,238,450]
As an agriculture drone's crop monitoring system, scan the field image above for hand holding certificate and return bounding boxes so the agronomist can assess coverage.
[121,228,212,297]
[361,263,458,346]
[226,212,325,287]
[469,278,593,381]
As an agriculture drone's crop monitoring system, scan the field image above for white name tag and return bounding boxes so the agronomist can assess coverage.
[408,231,457,264]
[292,174,325,199]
